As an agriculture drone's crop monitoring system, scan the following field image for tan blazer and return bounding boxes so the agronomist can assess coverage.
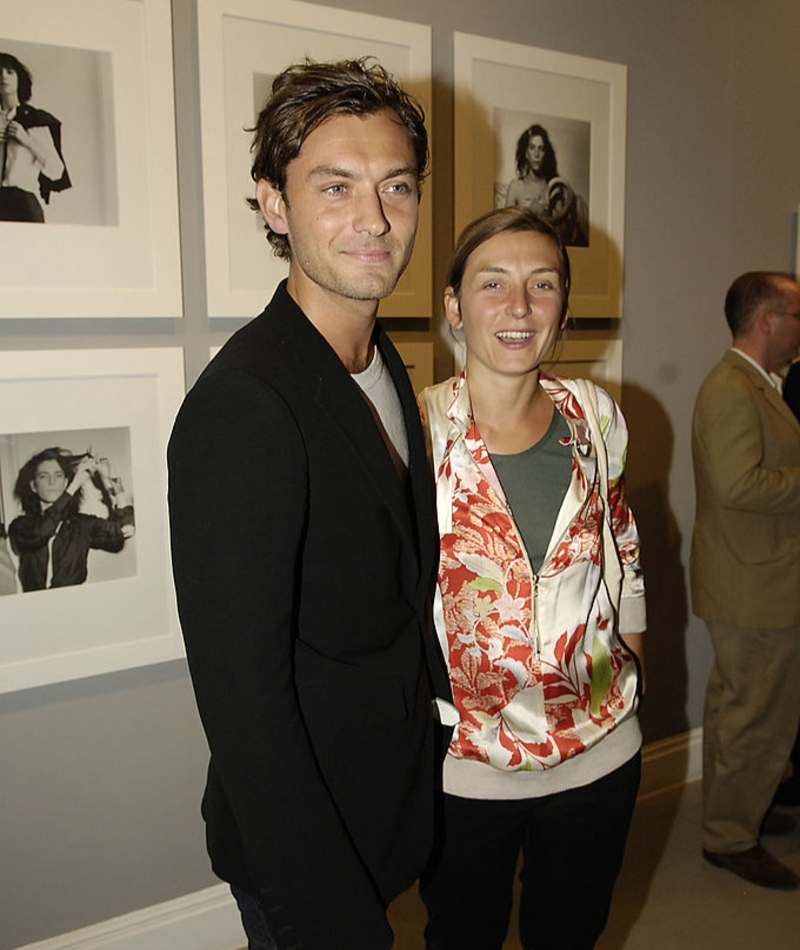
[691,349,800,628]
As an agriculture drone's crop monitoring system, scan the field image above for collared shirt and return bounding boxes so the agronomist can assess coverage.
[730,346,784,392]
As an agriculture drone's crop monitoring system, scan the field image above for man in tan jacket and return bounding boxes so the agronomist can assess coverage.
[692,271,800,889]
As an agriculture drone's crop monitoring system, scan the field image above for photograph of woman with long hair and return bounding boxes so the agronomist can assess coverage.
[503,122,589,247]
[8,446,134,592]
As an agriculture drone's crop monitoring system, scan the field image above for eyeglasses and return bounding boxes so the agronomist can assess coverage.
[770,309,800,320]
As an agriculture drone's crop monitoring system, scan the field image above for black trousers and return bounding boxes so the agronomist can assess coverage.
[420,753,640,950]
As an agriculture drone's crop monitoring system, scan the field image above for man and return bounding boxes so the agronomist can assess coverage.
[785,358,800,421]
[168,59,446,948]
[691,271,800,889]
[773,357,800,808]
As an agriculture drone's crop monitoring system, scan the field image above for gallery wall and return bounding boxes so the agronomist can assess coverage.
[1,0,799,946]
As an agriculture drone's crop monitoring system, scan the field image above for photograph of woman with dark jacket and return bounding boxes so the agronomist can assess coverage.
[0,51,71,222]
[9,447,134,592]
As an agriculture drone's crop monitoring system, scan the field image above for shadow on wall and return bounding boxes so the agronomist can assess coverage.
[622,382,690,744]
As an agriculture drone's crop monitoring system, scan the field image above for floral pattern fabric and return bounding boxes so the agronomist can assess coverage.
[420,373,645,773]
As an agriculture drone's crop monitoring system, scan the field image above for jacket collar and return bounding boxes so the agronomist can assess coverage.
[270,282,429,560]
[441,370,596,501]
[724,349,800,430]
[444,370,588,439]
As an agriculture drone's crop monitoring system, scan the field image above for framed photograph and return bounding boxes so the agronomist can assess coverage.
[543,335,623,403]
[0,0,182,318]
[0,348,186,693]
[197,0,432,318]
[454,33,627,317]
[389,338,434,396]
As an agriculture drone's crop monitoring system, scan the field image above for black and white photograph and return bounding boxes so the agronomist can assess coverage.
[494,107,591,247]
[0,427,136,596]
[198,0,431,317]
[0,38,117,227]
[0,0,181,318]
[0,347,185,694]
[454,33,627,317]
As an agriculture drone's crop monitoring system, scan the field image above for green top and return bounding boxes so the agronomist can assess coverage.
[490,408,572,573]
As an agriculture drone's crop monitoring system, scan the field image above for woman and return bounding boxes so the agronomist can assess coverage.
[0,52,70,222]
[419,207,646,950]
[9,447,134,592]
[504,123,588,247]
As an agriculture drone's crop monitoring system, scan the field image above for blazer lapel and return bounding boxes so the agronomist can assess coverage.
[726,350,800,431]
[379,326,438,580]
[317,365,413,530]
[275,299,416,548]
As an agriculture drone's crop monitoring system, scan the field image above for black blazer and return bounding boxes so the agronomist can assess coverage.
[168,282,446,949]
[785,360,800,422]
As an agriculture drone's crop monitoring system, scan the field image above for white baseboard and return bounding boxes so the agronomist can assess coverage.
[13,884,243,950]
[14,730,702,950]
[639,726,702,799]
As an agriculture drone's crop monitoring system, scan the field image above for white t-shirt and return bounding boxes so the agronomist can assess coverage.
[352,346,409,475]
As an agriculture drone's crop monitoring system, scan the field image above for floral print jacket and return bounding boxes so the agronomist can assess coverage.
[419,373,646,774]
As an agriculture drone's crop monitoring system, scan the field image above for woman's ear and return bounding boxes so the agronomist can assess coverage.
[444,287,463,330]
[255,179,289,236]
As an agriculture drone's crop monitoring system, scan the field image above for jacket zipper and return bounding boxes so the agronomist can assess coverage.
[504,502,542,658]
[531,571,541,656]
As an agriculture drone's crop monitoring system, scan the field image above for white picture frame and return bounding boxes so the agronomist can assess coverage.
[197,0,432,318]
[454,33,627,318]
[0,348,186,693]
[0,0,182,318]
